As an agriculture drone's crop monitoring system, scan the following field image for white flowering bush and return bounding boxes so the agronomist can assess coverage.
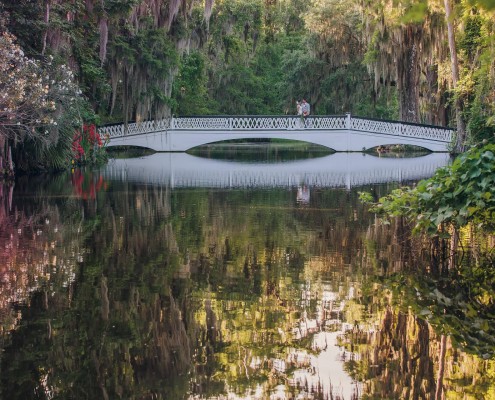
[0,30,92,173]
[1,32,53,138]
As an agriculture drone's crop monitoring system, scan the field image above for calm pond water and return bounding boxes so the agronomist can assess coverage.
[1,151,494,400]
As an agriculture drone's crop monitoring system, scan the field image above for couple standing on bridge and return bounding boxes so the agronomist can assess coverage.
[296,99,311,127]
[296,99,311,116]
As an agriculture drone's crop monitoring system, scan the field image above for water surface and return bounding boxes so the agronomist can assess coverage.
[1,153,494,400]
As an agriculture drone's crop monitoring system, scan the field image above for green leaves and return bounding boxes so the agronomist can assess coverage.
[362,144,495,236]
[400,1,428,24]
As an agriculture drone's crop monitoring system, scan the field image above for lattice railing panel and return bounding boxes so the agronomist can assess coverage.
[99,119,170,138]
[351,117,453,142]
[351,118,400,135]
[231,117,291,130]
[400,124,452,142]
[99,124,124,138]
[174,117,230,129]
[171,116,347,130]
[308,117,347,129]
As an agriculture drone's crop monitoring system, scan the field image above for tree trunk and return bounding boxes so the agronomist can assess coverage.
[444,0,467,152]
[8,144,14,177]
[124,67,129,134]
[398,26,422,123]
[448,228,459,270]
[0,135,4,176]
[435,334,447,400]
[41,2,50,55]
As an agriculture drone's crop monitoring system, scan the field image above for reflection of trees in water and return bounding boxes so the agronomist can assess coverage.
[181,188,385,399]
[341,308,438,398]
[173,186,494,399]
[1,181,196,399]
[342,306,495,399]
[2,179,493,399]
[341,219,495,399]
[0,182,81,335]
[65,183,194,399]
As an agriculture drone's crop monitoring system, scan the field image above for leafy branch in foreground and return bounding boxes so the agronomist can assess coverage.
[359,144,495,236]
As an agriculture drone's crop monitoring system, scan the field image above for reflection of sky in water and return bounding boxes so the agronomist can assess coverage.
[292,331,360,399]
[288,280,361,400]
[195,262,362,400]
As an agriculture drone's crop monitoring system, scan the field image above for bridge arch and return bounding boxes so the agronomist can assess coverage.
[184,137,338,153]
[364,143,434,154]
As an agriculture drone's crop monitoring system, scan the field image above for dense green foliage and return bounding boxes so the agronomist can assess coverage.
[360,144,495,236]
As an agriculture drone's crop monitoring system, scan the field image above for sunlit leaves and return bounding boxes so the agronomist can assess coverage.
[400,0,428,23]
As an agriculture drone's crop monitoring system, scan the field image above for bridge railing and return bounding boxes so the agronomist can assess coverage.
[350,116,453,142]
[100,119,172,138]
[99,114,453,143]
[172,115,348,130]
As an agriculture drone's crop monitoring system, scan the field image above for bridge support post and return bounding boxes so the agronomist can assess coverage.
[346,113,351,129]
[346,172,351,190]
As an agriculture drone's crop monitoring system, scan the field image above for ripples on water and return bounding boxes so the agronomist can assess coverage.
[1,150,494,400]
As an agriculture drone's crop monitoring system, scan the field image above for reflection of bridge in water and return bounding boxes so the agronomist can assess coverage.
[101,152,450,189]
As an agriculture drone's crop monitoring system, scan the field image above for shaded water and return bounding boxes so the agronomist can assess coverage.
[0,152,494,400]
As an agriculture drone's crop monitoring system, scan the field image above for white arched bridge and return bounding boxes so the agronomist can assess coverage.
[99,114,454,152]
